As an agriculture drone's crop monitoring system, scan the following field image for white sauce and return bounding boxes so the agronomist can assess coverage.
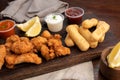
[45,14,63,23]
[45,13,64,32]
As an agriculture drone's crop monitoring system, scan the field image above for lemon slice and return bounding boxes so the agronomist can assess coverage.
[17,17,38,32]
[107,42,120,68]
[25,17,42,37]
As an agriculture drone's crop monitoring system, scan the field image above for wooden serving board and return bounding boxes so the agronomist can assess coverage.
[0,14,119,80]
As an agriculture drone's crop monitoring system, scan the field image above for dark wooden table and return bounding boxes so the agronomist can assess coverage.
[0,0,120,80]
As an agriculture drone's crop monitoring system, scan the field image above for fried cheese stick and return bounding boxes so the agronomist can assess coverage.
[65,34,74,47]
[82,18,98,29]
[92,21,110,41]
[66,25,90,51]
[78,26,98,48]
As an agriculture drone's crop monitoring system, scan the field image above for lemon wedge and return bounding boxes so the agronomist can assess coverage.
[25,17,42,37]
[17,16,42,37]
[17,17,38,32]
[107,42,120,68]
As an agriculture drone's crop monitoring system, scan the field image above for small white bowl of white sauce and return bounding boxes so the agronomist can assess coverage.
[44,13,64,32]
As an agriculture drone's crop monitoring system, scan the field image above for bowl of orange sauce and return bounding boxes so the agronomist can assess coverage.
[0,20,16,39]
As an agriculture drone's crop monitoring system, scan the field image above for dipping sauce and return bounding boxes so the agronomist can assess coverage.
[65,7,84,24]
[0,20,15,39]
[45,13,64,32]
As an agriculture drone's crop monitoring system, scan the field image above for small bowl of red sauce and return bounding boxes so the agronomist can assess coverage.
[0,20,16,39]
[65,7,84,25]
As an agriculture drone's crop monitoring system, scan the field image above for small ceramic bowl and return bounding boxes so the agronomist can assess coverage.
[99,47,120,80]
[0,19,16,39]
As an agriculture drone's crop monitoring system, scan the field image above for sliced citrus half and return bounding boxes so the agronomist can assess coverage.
[107,42,120,68]
[25,17,42,37]
[17,16,40,32]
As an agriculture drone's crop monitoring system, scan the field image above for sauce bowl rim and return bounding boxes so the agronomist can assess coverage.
[0,19,16,33]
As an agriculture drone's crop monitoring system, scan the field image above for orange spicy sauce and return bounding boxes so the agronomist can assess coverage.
[0,20,15,39]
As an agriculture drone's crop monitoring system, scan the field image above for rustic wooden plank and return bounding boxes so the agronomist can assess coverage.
[0,14,118,80]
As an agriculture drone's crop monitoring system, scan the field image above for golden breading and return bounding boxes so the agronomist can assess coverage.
[66,24,90,51]
[5,52,42,69]
[99,34,105,43]
[41,30,52,39]
[82,18,98,29]
[6,35,20,43]
[92,21,110,41]
[65,34,74,47]
[11,37,33,54]
[0,45,6,70]
[31,36,47,50]
[5,35,20,51]
[48,34,70,57]
[41,45,55,61]
[40,30,71,60]
[78,26,98,48]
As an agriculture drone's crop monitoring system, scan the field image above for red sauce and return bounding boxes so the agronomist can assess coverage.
[65,7,84,24]
[0,20,15,39]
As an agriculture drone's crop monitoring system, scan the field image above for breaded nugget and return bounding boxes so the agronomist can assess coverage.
[40,31,71,60]
[41,30,52,39]
[48,34,70,57]
[55,46,71,57]
[31,36,47,50]
[6,35,20,43]
[5,52,42,69]
[11,37,33,54]
[5,35,20,51]
[0,45,6,70]
[41,45,55,61]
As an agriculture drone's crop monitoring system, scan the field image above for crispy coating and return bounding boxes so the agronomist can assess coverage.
[65,34,74,47]
[0,45,6,69]
[5,35,20,52]
[6,35,20,43]
[11,37,33,54]
[5,52,42,69]
[48,34,62,47]
[40,30,71,60]
[48,34,70,57]
[41,30,52,39]
[41,45,55,61]
[31,36,47,51]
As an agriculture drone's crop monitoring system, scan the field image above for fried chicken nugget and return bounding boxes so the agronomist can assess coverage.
[6,35,20,43]
[48,34,70,57]
[5,52,42,69]
[31,36,47,51]
[11,37,33,54]
[41,30,52,39]
[0,45,6,70]
[41,45,55,61]
[5,35,20,52]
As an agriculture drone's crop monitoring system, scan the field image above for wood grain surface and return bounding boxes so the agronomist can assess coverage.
[0,13,118,80]
[0,0,120,80]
